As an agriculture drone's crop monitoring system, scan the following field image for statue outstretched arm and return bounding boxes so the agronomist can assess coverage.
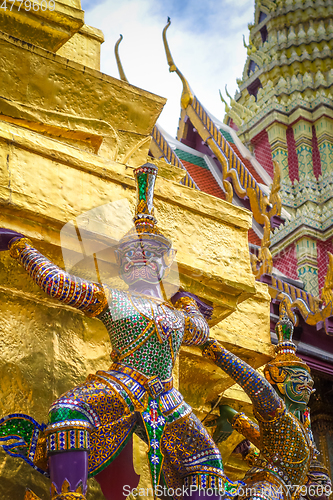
[172,293,210,346]
[201,339,283,419]
[8,236,108,318]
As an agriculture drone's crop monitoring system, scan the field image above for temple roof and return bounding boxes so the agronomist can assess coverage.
[158,18,333,370]
[153,127,266,247]
[112,23,333,361]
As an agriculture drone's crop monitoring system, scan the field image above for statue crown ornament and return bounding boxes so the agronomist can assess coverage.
[118,163,172,249]
[115,164,176,288]
[264,303,310,384]
[264,303,314,412]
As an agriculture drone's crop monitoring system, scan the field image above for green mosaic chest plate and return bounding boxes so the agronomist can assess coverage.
[99,289,185,380]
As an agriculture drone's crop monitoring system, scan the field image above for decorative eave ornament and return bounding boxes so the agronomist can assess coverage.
[114,34,129,83]
[162,17,193,110]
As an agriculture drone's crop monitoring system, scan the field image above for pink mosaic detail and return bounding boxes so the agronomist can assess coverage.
[252,130,275,179]
[227,118,239,131]
[273,244,298,280]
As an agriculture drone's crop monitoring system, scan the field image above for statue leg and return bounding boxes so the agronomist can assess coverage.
[45,372,139,499]
[161,410,225,499]
[95,436,139,500]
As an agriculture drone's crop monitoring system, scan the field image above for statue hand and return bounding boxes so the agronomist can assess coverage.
[0,228,25,251]
[171,291,213,319]
[212,405,238,444]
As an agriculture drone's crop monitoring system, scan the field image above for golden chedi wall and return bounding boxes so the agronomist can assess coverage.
[0,1,273,498]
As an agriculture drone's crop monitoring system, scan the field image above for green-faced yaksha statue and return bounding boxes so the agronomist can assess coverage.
[200,306,327,500]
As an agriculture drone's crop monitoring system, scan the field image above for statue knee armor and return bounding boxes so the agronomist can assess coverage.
[46,406,91,455]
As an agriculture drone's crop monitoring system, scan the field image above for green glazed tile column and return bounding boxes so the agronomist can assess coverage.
[267,122,289,183]
[292,120,314,181]
[315,116,333,177]
[296,237,319,297]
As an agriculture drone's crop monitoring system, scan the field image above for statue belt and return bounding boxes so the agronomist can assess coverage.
[109,362,173,398]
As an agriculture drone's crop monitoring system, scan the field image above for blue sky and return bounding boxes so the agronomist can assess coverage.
[81,0,254,134]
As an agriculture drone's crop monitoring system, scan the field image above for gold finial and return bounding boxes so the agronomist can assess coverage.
[277,294,297,326]
[269,160,282,218]
[225,85,232,101]
[162,18,193,109]
[219,89,230,112]
[219,92,242,127]
[221,85,253,124]
[321,252,333,306]
[243,34,256,55]
[114,34,129,83]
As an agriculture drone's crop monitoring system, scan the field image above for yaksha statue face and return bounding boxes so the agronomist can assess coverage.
[281,366,314,406]
[266,361,314,409]
[264,310,314,410]
[117,238,174,285]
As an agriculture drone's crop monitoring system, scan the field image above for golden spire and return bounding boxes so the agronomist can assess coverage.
[114,34,129,83]
[224,85,233,102]
[162,17,193,109]
[243,34,256,55]
[219,88,243,127]
[225,85,254,120]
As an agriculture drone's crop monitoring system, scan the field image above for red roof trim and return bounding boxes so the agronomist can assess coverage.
[181,160,225,200]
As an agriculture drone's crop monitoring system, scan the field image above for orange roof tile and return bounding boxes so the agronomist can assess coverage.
[248,228,261,246]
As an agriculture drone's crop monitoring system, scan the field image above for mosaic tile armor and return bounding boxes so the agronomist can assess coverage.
[0,164,228,499]
[3,236,225,498]
[9,239,208,382]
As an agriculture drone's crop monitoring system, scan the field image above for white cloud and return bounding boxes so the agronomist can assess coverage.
[83,0,254,135]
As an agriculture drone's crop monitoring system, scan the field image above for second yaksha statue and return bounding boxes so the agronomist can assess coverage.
[0,164,226,500]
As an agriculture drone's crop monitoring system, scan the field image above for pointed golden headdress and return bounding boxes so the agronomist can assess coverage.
[265,302,310,383]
